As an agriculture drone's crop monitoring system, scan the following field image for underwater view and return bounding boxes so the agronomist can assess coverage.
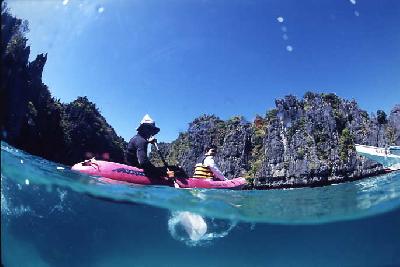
[2,0,400,266]
[2,143,400,266]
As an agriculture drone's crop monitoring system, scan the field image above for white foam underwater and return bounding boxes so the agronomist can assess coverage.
[168,211,237,247]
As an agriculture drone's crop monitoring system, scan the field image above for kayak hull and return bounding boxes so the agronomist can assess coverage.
[71,160,246,189]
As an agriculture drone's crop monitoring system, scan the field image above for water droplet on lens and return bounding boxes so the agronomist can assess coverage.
[286,45,293,52]
[282,34,289,40]
[281,26,287,32]
[62,0,69,6]
[349,0,356,5]
[354,10,360,17]
[97,6,105,13]
[277,17,284,23]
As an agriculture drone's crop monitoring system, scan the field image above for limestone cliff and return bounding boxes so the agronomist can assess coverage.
[152,93,399,188]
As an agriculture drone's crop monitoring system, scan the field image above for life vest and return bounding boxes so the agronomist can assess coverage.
[193,157,214,179]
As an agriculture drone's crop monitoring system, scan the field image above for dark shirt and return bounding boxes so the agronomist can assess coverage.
[125,134,165,178]
[126,134,149,167]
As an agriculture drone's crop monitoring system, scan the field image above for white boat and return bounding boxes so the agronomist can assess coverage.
[355,144,400,170]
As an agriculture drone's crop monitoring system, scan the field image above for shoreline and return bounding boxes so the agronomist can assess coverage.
[244,168,393,190]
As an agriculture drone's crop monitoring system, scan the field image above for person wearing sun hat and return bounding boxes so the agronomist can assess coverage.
[125,114,174,179]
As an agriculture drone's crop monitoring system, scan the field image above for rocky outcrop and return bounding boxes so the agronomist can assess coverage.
[254,93,389,188]
[151,115,254,177]
[388,105,400,145]
[155,93,399,189]
[1,6,126,165]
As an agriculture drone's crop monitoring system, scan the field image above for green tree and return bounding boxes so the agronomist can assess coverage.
[339,128,354,161]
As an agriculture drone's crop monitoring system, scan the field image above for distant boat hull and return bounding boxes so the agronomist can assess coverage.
[71,159,246,190]
[355,144,400,170]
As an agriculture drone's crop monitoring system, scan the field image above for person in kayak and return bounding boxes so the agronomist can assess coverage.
[125,114,174,180]
[193,145,227,180]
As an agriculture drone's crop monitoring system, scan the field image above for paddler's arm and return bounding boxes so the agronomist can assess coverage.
[204,156,227,180]
[136,138,166,178]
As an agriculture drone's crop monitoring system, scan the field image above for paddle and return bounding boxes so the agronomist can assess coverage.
[153,142,179,188]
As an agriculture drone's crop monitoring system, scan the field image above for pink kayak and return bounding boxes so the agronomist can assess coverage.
[71,159,246,190]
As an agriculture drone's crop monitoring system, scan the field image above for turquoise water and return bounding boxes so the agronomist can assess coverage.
[2,141,400,266]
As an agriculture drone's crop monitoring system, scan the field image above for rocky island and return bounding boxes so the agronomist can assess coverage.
[151,96,399,189]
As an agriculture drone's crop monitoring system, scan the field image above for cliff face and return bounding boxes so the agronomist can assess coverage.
[1,6,126,165]
[255,93,396,188]
[155,93,399,188]
[151,115,253,177]
[389,105,400,145]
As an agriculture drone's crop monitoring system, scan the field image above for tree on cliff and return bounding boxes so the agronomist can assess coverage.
[376,110,388,146]
[63,97,126,165]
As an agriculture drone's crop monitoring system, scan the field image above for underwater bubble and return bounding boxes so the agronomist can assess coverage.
[168,212,238,247]
[286,45,293,52]
[277,17,284,23]
[282,34,289,40]
[20,159,24,164]
[97,6,105,13]
[62,0,69,6]
[354,10,360,17]
[25,179,30,185]
[57,166,65,170]
[169,212,207,245]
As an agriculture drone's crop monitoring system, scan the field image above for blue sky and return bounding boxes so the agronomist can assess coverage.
[8,0,400,142]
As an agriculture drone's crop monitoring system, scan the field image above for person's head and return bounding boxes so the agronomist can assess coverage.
[205,145,217,156]
[136,114,160,138]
